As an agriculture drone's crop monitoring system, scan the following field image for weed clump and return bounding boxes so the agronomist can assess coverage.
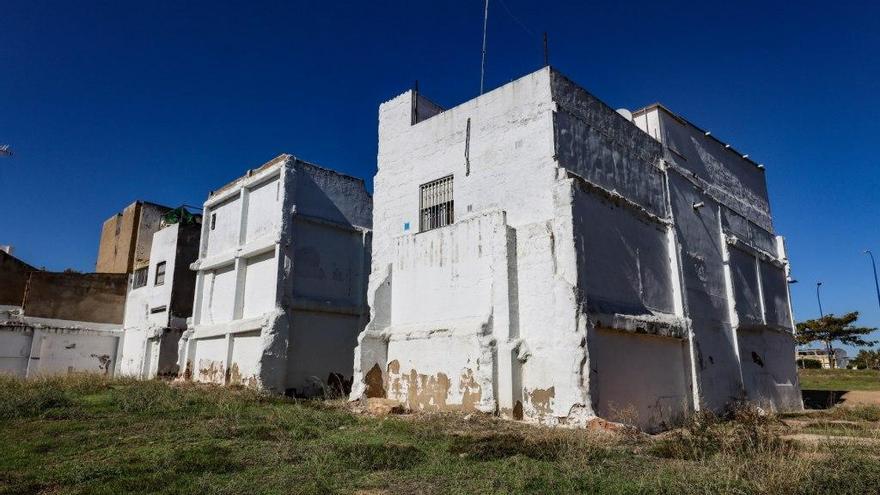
[828,404,880,422]
[0,376,75,419]
[652,404,792,460]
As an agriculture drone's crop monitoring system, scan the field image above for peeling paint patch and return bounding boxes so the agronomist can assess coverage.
[526,386,555,415]
[402,370,450,411]
[364,363,386,398]
[513,400,524,420]
[198,358,225,384]
[459,368,482,412]
[227,362,258,387]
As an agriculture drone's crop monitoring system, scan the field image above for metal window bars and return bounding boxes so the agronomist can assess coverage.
[419,175,454,232]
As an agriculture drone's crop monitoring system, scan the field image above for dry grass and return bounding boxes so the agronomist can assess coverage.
[1,375,879,494]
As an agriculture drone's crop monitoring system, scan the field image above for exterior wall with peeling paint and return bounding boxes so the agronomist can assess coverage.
[181,155,371,394]
[0,309,122,378]
[353,66,800,431]
[119,221,201,378]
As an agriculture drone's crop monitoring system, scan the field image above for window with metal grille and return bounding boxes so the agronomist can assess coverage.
[419,175,454,232]
[154,261,166,286]
[132,267,148,289]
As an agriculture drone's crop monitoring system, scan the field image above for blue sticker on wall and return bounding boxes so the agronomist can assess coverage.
[403,222,410,231]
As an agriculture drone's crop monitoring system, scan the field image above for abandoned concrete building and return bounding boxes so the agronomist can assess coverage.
[96,200,172,274]
[351,67,801,430]
[180,154,372,394]
[118,208,201,378]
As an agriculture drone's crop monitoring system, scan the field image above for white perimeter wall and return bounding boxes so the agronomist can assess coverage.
[1,325,121,378]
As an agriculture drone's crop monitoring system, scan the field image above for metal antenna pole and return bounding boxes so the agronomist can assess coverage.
[480,0,489,95]
[865,250,880,310]
[543,32,548,66]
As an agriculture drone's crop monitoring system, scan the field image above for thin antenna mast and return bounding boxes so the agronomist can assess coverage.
[543,32,549,66]
[480,0,489,94]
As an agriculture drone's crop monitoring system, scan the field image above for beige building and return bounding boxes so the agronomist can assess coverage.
[96,201,171,274]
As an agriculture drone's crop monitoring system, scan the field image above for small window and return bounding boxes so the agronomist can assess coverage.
[210,213,217,230]
[419,175,454,232]
[132,267,148,289]
[155,261,166,286]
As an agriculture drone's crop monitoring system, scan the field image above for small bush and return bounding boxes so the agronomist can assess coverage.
[652,404,792,460]
[797,359,823,369]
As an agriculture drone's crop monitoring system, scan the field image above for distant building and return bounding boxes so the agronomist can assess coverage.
[351,67,801,431]
[118,208,201,378]
[96,201,172,274]
[797,348,849,369]
[180,155,372,394]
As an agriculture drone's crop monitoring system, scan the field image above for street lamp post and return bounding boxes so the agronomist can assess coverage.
[816,281,824,317]
[864,250,880,311]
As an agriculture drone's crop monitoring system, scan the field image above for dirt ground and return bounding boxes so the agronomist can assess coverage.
[840,390,880,406]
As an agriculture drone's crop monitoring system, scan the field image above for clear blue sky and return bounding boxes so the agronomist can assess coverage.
[2,1,879,353]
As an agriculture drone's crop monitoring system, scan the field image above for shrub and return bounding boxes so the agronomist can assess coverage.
[651,404,792,460]
[797,359,823,369]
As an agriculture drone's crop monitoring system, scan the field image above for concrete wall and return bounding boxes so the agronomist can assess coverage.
[634,104,801,413]
[119,222,201,378]
[183,155,372,394]
[0,250,36,306]
[0,321,122,378]
[96,201,170,273]
[22,272,128,324]
[354,66,799,430]
[589,329,691,429]
[353,69,574,422]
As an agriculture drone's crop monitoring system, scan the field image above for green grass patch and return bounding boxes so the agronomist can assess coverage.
[1,375,880,494]
[798,368,880,391]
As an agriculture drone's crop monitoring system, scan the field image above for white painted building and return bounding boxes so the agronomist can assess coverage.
[351,67,801,430]
[119,213,201,378]
[181,154,372,395]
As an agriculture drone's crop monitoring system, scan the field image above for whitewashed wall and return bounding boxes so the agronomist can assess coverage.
[1,321,122,378]
[184,156,371,394]
[354,66,800,430]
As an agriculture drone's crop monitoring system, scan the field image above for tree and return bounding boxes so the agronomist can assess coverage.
[796,312,877,369]
[850,349,880,370]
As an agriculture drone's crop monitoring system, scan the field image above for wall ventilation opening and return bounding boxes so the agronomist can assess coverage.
[419,175,454,232]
